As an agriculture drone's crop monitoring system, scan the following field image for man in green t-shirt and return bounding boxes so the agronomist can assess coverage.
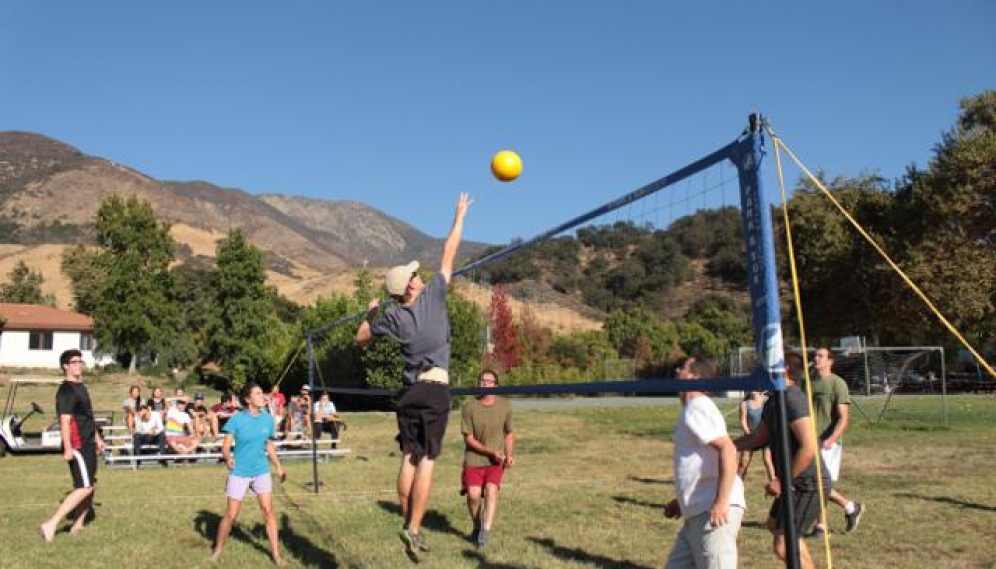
[460,370,515,549]
[807,347,864,538]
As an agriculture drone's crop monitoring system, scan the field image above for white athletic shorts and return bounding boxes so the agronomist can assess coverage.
[820,443,843,482]
[225,473,273,501]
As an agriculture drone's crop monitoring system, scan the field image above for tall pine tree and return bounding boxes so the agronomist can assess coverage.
[207,229,287,387]
[91,195,177,374]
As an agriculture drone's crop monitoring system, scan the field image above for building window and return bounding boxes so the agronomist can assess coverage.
[29,331,54,350]
[80,332,95,351]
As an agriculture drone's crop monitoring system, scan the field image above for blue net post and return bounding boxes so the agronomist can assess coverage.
[307,329,320,494]
[733,113,799,569]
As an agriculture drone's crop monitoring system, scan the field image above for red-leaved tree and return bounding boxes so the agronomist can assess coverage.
[487,284,520,371]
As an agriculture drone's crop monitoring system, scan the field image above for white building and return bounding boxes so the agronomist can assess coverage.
[0,303,100,369]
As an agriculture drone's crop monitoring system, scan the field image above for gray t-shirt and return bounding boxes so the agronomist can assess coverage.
[370,273,450,386]
[763,385,830,486]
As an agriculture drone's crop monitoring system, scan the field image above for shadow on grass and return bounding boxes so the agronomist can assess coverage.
[741,520,770,531]
[627,475,672,485]
[193,510,342,568]
[527,536,655,569]
[612,495,665,510]
[461,548,534,568]
[375,499,465,539]
[893,492,996,512]
[194,510,269,559]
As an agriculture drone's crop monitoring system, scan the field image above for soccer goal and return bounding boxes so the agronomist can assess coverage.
[729,343,950,426]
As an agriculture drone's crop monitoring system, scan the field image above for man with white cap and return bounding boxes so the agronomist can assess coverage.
[355,192,471,560]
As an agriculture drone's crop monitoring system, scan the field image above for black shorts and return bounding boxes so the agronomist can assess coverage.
[68,444,98,489]
[769,476,830,534]
[396,382,451,461]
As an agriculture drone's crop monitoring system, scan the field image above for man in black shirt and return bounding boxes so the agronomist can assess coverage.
[734,352,830,569]
[40,349,106,543]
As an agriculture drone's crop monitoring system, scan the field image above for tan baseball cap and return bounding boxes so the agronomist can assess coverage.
[385,261,420,296]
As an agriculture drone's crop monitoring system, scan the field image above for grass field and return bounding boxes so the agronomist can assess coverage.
[2,377,995,568]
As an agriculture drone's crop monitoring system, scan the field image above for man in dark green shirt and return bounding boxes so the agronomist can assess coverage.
[807,347,864,537]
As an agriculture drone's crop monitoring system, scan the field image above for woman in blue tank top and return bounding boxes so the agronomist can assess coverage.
[737,390,774,482]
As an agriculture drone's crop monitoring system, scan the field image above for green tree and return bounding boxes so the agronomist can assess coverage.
[448,287,487,385]
[781,173,903,343]
[206,229,287,387]
[165,262,217,369]
[684,294,751,355]
[0,260,55,305]
[91,195,177,374]
[517,305,553,366]
[894,90,996,348]
[61,244,104,314]
[603,308,679,364]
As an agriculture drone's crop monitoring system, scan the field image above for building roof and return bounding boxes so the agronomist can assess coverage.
[0,303,94,332]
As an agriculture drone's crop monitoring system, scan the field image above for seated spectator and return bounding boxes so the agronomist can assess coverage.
[188,392,214,438]
[268,384,287,433]
[284,387,312,442]
[164,401,199,455]
[210,392,240,437]
[122,385,142,434]
[168,386,190,410]
[313,391,344,447]
[132,404,166,466]
[147,387,168,418]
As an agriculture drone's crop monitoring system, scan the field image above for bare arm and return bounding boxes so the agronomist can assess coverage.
[440,193,471,282]
[739,402,750,434]
[789,415,818,480]
[823,403,849,449]
[463,432,504,463]
[707,435,738,527]
[762,447,776,482]
[734,419,769,452]
[503,430,516,468]
[266,440,286,481]
[355,299,380,346]
[221,434,235,470]
[59,414,74,461]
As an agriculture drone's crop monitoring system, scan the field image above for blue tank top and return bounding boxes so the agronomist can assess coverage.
[745,402,764,430]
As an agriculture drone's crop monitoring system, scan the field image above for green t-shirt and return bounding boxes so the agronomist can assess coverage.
[461,397,514,467]
[808,373,851,441]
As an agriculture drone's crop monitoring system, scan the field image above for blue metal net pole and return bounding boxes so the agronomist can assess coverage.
[734,114,799,569]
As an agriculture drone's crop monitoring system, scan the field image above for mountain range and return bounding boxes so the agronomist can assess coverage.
[0,131,488,307]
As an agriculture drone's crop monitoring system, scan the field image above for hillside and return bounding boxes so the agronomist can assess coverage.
[0,131,487,307]
[0,131,748,327]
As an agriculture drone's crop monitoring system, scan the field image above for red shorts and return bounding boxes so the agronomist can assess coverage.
[461,463,505,493]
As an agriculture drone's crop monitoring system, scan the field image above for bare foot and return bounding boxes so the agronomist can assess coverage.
[40,522,56,543]
[209,549,222,563]
[69,524,85,536]
[272,554,288,567]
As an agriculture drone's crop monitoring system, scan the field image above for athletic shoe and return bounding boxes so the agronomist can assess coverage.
[844,502,865,533]
[400,528,419,560]
[413,531,430,552]
[804,527,827,540]
[476,528,490,549]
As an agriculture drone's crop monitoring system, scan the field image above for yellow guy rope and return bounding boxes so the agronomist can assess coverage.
[770,131,996,378]
[274,340,305,389]
[772,137,835,568]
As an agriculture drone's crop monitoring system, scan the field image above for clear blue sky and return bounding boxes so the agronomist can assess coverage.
[2,1,992,245]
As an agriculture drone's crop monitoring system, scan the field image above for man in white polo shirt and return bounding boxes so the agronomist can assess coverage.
[663,355,745,569]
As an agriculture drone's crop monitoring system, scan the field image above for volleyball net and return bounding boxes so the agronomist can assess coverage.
[307,114,784,400]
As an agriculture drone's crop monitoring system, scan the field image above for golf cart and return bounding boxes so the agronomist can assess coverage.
[0,379,64,456]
